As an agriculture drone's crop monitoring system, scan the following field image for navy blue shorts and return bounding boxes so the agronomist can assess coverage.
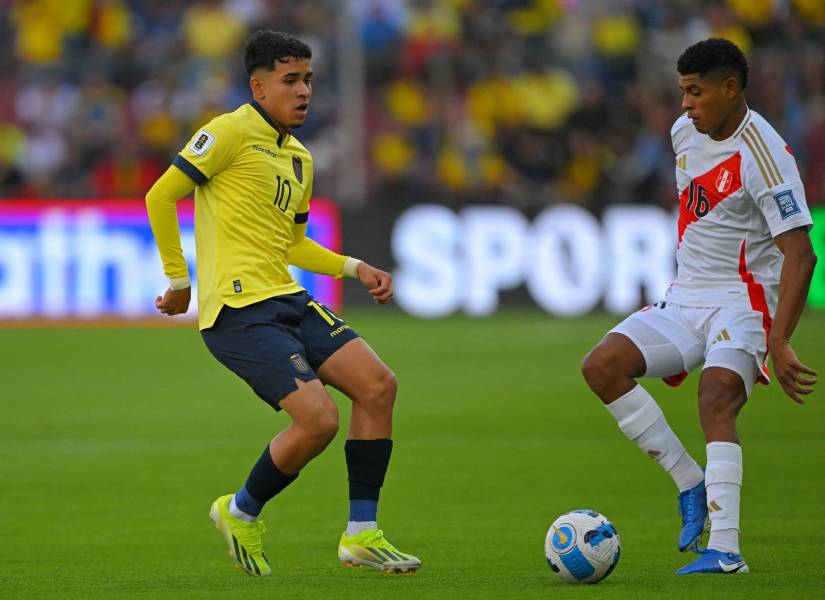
[201,291,360,410]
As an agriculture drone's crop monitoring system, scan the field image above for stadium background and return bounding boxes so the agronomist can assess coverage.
[1,1,824,598]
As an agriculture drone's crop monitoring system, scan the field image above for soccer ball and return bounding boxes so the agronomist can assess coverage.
[544,509,620,584]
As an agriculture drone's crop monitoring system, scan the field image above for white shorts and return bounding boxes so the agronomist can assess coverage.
[610,301,770,397]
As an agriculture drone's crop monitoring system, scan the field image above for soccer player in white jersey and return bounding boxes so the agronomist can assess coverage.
[581,38,817,574]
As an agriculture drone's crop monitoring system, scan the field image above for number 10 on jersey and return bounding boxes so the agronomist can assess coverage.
[274,175,292,212]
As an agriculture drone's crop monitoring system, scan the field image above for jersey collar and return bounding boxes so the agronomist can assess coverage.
[249,100,290,147]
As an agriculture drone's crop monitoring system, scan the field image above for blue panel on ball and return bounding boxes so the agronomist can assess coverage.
[559,546,595,581]
[584,523,616,547]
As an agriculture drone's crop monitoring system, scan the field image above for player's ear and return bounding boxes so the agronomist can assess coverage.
[249,73,265,100]
[723,75,739,99]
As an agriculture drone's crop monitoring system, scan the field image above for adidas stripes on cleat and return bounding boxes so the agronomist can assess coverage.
[338,529,421,573]
[209,494,271,577]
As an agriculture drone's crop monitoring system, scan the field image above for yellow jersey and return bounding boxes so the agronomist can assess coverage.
[146,101,346,329]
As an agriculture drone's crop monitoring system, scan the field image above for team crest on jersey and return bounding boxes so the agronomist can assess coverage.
[715,168,733,193]
[189,130,216,156]
[289,353,309,373]
[292,157,303,183]
[773,190,800,219]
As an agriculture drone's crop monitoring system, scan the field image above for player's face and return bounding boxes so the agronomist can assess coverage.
[251,57,313,131]
[678,73,735,137]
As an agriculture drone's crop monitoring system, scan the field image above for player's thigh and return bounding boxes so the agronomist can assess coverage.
[702,306,767,397]
[610,303,705,378]
[298,297,395,403]
[317,338,397,405]
[200,294,320,411]
[279,377,339,430]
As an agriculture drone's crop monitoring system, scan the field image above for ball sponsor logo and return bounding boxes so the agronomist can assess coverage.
[551,524,576,553]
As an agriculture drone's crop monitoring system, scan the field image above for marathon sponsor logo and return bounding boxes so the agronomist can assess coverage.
[329,324,351,337]
[253,145,277,158]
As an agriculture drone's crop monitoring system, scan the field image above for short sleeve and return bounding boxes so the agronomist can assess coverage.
[741,131,812,238]
[172,113,242,185]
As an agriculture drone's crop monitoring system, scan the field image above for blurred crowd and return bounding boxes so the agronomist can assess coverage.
[1,0,824,212]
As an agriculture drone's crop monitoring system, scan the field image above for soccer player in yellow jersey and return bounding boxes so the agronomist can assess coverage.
[145,30,421,576]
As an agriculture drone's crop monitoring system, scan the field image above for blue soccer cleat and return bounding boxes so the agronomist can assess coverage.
[676,549,749,574]
[677,480,708,552]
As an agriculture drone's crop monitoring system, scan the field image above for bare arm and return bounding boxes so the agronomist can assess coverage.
[770,227,818,403]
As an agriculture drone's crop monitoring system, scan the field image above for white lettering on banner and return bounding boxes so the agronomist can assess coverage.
[0,200,339,320]
[393,205,462,317]
[603,206,675,314]
[75,212,144,317]
[40,211,69,317]
[0,211,197,319]
[0,236,33,316]
[464,207,529,315]
[528,206,603,316]
[392,204,677,317]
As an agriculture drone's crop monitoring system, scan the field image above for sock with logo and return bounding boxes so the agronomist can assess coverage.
[230,444,298,522]
[706,441,742,554]
[605,385,704,492]
[345,439,392,536]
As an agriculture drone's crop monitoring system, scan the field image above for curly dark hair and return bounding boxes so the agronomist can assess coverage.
[677,38,748,90]
[244,30,312,76]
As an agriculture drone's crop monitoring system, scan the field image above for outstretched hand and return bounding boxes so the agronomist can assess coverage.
[356,262,393,304]
[770,340,817,404]
[155,287,191,316]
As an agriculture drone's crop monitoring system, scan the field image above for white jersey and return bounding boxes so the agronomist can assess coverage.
[667,108,813,321]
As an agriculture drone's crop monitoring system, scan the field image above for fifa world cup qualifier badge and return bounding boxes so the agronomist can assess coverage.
[189,130,216,156]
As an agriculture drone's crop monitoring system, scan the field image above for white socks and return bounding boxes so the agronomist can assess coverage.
[706,441,742,554]
[229,495,257,523]
[346,521,377,536]
[605,385,704,492]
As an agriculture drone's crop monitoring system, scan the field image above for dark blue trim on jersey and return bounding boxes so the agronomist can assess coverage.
[249,101,288,146]
[173,155,207,185]
[294,211,309,224]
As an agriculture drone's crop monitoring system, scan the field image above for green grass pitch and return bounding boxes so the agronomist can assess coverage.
[1,310,824,599]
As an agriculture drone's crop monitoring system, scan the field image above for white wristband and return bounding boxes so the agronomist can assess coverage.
[342,257,362,278]
[169,275,191,290]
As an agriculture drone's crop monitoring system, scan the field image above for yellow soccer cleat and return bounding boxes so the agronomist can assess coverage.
[338,529,422,573]
[208,494,271,577]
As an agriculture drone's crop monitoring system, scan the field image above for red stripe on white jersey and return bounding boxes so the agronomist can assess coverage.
[677,152,743,246]
[738,240,772,384]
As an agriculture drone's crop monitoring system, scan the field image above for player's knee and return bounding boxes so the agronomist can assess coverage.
[359,368,397,414]
[698,371,746,425]
[315,409,340,445]
[301,400,340,445]
[581,347,618,394]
